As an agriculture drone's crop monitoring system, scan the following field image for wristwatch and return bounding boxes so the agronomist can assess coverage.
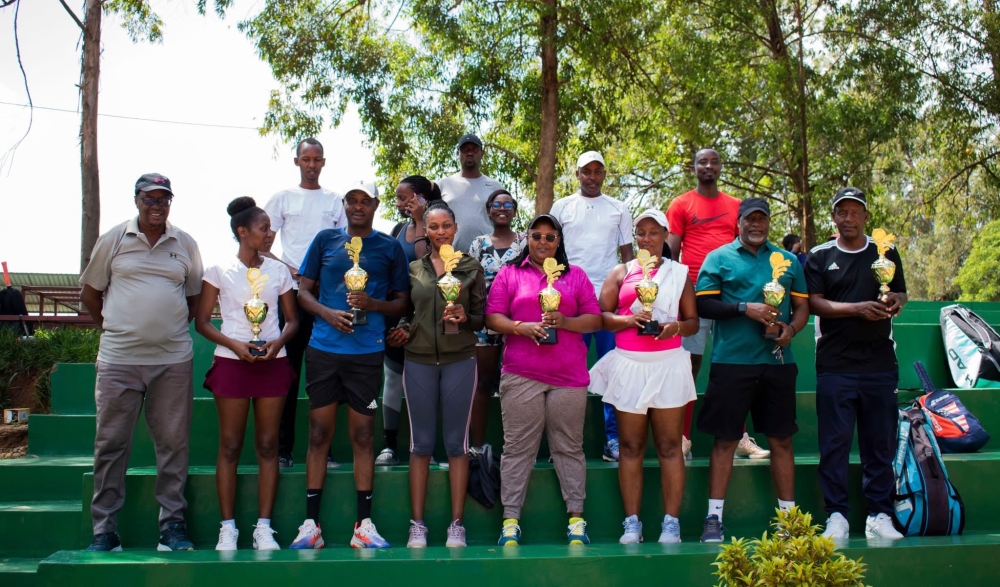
[737,302,747,315]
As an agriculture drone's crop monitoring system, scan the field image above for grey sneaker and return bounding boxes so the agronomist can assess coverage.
[659,515,681,544]
[700,515,724,543]
[619,515,642,544]
[445,519,467,548]
[326,455,341,469]
[375,448,399,466]
[603,438,620,462]
[406,520,428,548]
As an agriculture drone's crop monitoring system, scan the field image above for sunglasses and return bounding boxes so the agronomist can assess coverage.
[491,201,515,210]
[529,232,559,243]
[137,195,173,207]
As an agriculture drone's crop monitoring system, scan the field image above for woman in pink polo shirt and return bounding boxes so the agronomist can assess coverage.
[589,209,698,544]
[485,213,602,547]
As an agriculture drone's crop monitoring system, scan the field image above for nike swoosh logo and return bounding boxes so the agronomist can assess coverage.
[690,212,729,226]
[307,493,319,498]
[365,495,372,500]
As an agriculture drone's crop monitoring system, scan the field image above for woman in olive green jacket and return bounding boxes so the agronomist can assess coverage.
[387,200,486,548]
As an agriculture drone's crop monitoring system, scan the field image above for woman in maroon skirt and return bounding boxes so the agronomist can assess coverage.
[195,196,298,551]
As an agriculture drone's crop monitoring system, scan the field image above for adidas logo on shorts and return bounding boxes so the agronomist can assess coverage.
[367,399,378,410]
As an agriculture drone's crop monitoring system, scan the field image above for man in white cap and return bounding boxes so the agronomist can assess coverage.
[289,181,410,550]
[438,133,506,253]
[549,151,634,461]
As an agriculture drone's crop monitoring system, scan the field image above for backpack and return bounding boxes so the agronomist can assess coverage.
[892,402,965,536]
[0,286,33,337]
[467,444,501,509]
[940,304,1000,388]
[914,361,990,453]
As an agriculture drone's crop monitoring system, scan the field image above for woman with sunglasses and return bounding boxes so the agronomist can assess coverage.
[386,201,486,548]
[466,189,526,451]
[376,176,443,467]
[485,214,602,546]
[589,210,698,544]
[195,197,298,551]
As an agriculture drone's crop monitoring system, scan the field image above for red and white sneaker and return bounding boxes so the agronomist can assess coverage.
[289,519,324,549]
[351,518,391,548]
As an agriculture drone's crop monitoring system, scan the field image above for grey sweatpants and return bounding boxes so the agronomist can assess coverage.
[91,360,194,534]
[499,373,588,520]
[402,357,477,457]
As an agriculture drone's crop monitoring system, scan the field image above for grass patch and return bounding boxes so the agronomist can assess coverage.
[0,327,100,412]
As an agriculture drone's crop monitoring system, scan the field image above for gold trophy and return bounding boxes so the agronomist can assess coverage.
[243,267,270,356]
[635,249,660,336]
[871,228,896,304]
[762,252,792,340]
[437,244,464,335]
[539,257,566,345]
[344,236,369,326]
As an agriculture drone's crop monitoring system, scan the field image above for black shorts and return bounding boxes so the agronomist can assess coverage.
[697,362,799,441]
[305,347,383,416]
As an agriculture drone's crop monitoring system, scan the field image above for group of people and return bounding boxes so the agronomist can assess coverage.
[78,135,907,553]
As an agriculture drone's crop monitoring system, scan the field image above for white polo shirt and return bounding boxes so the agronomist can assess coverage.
[549,192,633,296]
[263,186,348,274]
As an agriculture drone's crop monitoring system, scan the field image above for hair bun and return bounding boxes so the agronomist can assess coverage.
[227,196,257,217]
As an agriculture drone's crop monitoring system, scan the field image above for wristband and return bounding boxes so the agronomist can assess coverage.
[512,320,523,335]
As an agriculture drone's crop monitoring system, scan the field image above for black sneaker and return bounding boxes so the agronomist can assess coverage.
[278,454,293,468]
[158,522,195,551]
[86,532,122,552]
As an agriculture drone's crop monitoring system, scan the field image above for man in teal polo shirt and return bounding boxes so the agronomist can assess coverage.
[693,197,810,543]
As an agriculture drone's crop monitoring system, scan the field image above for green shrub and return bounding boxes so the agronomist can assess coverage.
[0,327,100,411]
[713,507,869,587]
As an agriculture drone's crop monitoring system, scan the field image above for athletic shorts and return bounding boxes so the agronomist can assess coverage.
[697,362,798,440]
[304,347,383,416]
[681,318,713,355]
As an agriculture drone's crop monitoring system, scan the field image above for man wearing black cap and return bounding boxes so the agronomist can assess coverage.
[693,197,809,543]
[438,134,505,252]
[805,187,906,541]
[80,173,204,552]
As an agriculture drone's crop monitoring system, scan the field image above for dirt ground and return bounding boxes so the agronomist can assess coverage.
[0,424,27,459]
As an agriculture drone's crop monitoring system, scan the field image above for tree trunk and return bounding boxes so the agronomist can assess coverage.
[535,0,558,214]
[79,0,102,273]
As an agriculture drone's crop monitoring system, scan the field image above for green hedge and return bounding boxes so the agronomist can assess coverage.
[0,327,100,411]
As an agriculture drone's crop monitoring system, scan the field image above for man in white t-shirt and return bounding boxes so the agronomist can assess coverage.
[437,133,505,253]
[263,138,348,468]
[549,151,634,462]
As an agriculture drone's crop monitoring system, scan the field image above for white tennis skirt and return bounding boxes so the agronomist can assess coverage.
[589,347,697,414]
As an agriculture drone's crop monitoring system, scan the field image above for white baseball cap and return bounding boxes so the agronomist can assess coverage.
[345,180,379,199]
[576,151,605,169]
[633,209,669,229]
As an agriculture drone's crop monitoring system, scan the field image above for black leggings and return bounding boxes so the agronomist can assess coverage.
[403,357,477,457]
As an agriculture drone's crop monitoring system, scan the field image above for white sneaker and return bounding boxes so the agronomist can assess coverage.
[215,524,239,551]
[253,525,280,550]
[658,515,681,544]
[822,512,850,540]
[865,513,903,539]
[407,520,428,548]
[445,519,467,548]
[351,518,391,548]
[682,436,692,461]
[735,433,770,459]
[619,515,643,544]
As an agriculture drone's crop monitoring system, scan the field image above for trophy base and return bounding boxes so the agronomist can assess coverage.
[637,320,660,337]
[351,308,368,326]
[442,320,461,335]
[248,339,267,357]
[539,327,558,345]
[763,322,782,339]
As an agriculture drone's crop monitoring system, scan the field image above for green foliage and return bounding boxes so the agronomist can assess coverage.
[956,220,1000,301]
[104,0,164,43]
[713,507,869,587]
[0,327,100,411]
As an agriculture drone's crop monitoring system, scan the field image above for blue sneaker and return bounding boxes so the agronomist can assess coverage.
[567,517,590,545]
[498,519,521,546]
[86,532,122,552]
[700,515,725,543]
[603,439,620,462]
[157,522,194,551]
[619,515,642,544]
[659,515,681,544]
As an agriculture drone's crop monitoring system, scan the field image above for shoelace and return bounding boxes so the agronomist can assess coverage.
[410,522,428,538]
[254,525,277,536]
[662,518,680,535]
[608,439,620,452]
[502,523,521,537]
[743,436,764,451]
[704,517,723,534]
[447,522,464,539]
[622,517,641,534]
[163,525,189,543]
[568,520,587,536]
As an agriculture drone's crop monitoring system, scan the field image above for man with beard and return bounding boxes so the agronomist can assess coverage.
[693,198,809,543]
[438,134,506,253]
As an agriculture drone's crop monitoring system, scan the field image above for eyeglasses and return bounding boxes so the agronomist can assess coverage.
[137,195,173,207]
[529,232,559,243]
[491,201,515,210]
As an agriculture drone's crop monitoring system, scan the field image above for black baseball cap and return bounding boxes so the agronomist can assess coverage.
[738,197,770,218]
[833,187,866,209]
[457,134,483,149]
[135,173,173,196]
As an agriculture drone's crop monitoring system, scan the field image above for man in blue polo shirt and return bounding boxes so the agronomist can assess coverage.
[693,197,810,543]
[289,180,410,550]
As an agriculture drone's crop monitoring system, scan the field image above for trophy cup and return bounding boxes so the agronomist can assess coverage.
[871,228,896,304]
[437,244,464,335]
[762,252,792,340]
[635,249,660,336]
[344,236,369,325]
[539,257,566,345]
[243,267,270,356]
